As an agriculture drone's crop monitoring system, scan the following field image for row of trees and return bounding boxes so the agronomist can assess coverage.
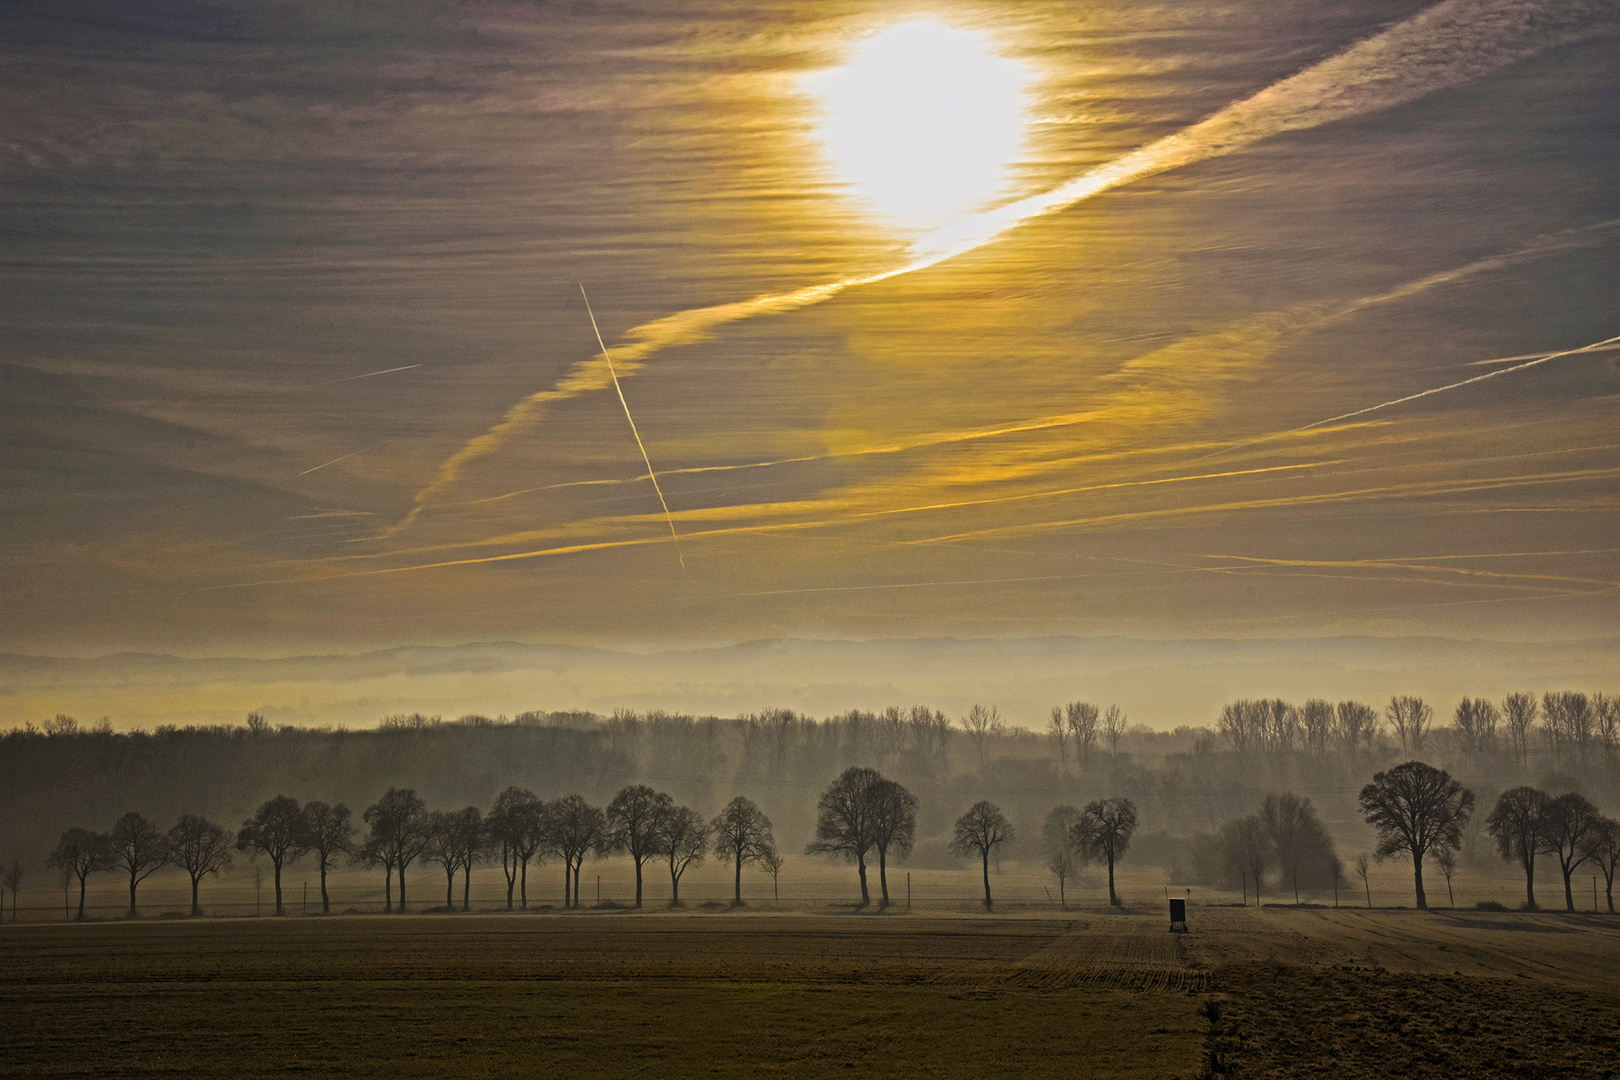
[1209,691,1618,764]
[1485,786,1620,912]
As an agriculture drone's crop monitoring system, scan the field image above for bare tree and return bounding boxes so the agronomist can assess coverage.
[353,834,395,913]
[907,705,951,783]
[1221,815,1272,906]
[760,848,785,901]
[1453,697,1501,755]
[1579,816,1620,913]
[806,767,881,907]
[1595,693,1619,762]
[1435,846,1457,908]
[658,804,707,907]
[711,796,774,907]
[424,810,462,909]
[0,856,23,922]
[362,788,429,913]
[1358,761,1473,910]
[1485,786,1552,909]
[869,778,917,908]
[166,814,233,916]
[1335,701,1380,758]
[1073,798,1137,907]
[1043,804,1082,908]
[1048,707,1070,776]
[1543,691,1595,764]
[300,801,354,915]
[605,785,674,909]
[960,704,1003,773]
[1544,792,1601,913]
[108,812,167,918]
[452,806,485,911]
[1353,852,1372,908]
[546,795,606,909]
[48,829,110,920]
[1386,696,1433,755]
[487,786,543,909]
[950,801,1014,911]
[1299,699,1335,758]
[1101,705,1128,757]
[238,796,309,916]
[1261,793,1340,904]
[1501,692,1538,768]
[1066,702,1100,763]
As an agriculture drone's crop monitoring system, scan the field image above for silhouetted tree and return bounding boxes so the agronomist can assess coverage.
[1101,705,1128,757]
[1066,702,1100,762]
[300,801,354,915]
[353,834,395,913]
[711,796,774,906]
[1353,852,1372,908]
[547,795,605,908]
[1454,697,1501,755]
[1580,816,1620,913]
[363,788,429,913]
[760,848,785,901]
[108,811,167,918]
[1221,815,1272,905]
[1335,701,1380,758]
[1073,798,1137,907]
[658,804,707,907]
[1,856,22,922]
[1299,699,1335,758]
[451,806,484,911]
[1048,706,1070,776]
[166,814,232,916]
[869,778,917,907]
[960,705,1003,773]
[1485,786,1552,909]
[1386,696,1433,754]
[605,785,674,909]
[1261,793,1340,904]
[1435,846,1456,908]
[950,801,1013,911]
[1358,761,1473,910]
[1043,805,1082,908]
[487,786,544,909]
[238,796,308,917]
[806,767,881,907]
[1502,692,1538,768]
[424,810,461,909]
[1544,792,1601,912]
[48,828,110,920]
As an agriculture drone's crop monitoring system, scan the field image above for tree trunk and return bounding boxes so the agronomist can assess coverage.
[1412,854,1427,910]
[463,864,471,911]
[1563,865,1576,913]
[273,859,284,916]
[384,865,393,914]
[878,848,889,907]
[670,864,681,907]
[397,863,407,913]
[1606,875,1614,913]
[981,850,992,910]
[1107,851,1117,907]
[857,857,869,908]
[520,857,528,909]
[634,857,643,909]
[562,861,571,908]
[445,866,454,909]
[572,861,581,908]
[320,864,330,915]
[733,852,743,905]
[128,870,138,917]
[77,874,87,920]
[191,875,201,917]
[1523,852,1537,909]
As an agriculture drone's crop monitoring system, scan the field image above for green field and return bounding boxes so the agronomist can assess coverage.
[2,906,1617,1078]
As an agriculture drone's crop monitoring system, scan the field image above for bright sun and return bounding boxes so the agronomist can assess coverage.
[803,20,1031,232]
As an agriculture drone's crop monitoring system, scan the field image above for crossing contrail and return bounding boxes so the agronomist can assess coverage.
[392,0,1612,531]
[580,284,686,571]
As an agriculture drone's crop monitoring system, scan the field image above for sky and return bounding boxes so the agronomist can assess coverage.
[2,0,1618,724]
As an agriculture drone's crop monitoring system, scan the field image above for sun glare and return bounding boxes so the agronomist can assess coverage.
[803,20,1032,232]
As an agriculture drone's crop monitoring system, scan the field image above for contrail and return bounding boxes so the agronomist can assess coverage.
[297,443,383,477]
[580,284,686,571]
[283,365,422,392]
[1299,333,1620,431]
[394,0,1611,529]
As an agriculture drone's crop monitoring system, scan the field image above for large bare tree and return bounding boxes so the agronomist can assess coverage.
[657,804,707,907]
[1386,696,1433,755]
[711,796,774,907]
[869,778,917,908]
[300,801,354,915]
[546,795,605,909]
[1544,792,1601,912]
[950,801,1014,911]
[1072,798,1138,907]
[1580,816,1620,913]
[362,788,429,913]
[108,811,167,918]
[1358,761,1473,910]
[487,786,544,909]
[238,796,308,916]
[48,828,110,920]
[1501,692,1538,768]
[1261,793,1340,904]
[166,814,233,916]
[806,767,881,907]
[605,785,674,909]
[1485,786,1552,909]
[960,704,1004,773]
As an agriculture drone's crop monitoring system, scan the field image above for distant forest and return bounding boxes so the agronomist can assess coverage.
[3,691,1617,899]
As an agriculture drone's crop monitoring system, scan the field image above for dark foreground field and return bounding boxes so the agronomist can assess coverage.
[1,906,1617,1078]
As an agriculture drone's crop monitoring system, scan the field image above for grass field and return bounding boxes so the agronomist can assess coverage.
[2,905,1617,1078]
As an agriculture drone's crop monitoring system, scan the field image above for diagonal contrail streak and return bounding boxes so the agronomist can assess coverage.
[580,284,686,571]
[391,0,1611,532]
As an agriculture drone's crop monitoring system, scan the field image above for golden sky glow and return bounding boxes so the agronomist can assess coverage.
[1,0,1618,726]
